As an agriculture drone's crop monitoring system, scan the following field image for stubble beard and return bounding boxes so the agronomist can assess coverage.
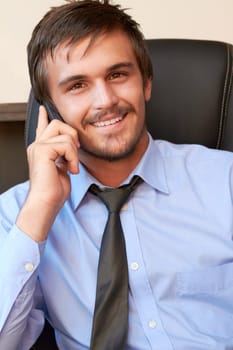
[79,122,147,162]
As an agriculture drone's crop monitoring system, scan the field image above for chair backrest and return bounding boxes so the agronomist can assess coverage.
[145,39,233,150]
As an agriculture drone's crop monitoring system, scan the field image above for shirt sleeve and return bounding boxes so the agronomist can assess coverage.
[0,185,46,349]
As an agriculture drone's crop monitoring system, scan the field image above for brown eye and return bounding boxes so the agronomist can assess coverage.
[70,82,86,91]
[109,72,127,80]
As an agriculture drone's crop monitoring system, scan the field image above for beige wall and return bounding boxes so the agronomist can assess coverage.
[1,0,233,103]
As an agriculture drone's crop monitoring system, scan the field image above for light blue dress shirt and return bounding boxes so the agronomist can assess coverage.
[1,135,233,349]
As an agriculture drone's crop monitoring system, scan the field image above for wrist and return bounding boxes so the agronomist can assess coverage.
[16,195,60,242]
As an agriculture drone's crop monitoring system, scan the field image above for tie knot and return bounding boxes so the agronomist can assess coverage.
[89,176,143,213]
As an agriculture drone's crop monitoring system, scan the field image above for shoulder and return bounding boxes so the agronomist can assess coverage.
[152,140,233,197]
[154,139,233,167]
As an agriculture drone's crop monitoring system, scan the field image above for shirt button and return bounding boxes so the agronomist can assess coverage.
[131,262,139,271]
[24,262,34,272]
[149,320,157,329]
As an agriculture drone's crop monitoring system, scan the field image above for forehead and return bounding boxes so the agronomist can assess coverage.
[45,30,138,77]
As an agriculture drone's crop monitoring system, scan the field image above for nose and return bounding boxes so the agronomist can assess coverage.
[92,80,119,109]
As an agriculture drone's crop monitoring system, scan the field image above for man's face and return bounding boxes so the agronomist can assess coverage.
[46,30,152,162]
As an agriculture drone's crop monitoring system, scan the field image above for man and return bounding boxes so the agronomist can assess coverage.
[1,1,233,349]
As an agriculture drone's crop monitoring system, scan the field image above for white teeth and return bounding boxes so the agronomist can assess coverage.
[93,115,124,127]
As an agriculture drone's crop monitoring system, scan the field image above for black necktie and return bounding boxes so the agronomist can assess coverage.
[89,176,143,350]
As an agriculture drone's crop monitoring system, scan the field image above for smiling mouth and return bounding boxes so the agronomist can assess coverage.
[92,114,125,127]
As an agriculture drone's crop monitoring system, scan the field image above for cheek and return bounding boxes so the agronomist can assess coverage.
[129,88,147,116]
[117,86,144,114]
[59,99,89,129]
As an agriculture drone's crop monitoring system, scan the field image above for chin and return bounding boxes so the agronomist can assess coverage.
[80,125,147,162]
[80,137,140,162]
[80,144,135,162]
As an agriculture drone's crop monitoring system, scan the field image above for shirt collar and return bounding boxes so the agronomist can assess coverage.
[126,134,170,194]
[69,133,170,210]
[69,163,98,211]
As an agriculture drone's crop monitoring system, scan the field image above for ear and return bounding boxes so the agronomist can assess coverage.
[144,78,152,102]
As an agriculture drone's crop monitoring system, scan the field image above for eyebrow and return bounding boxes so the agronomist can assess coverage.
[58,62,135,88]
[106,62,134,72]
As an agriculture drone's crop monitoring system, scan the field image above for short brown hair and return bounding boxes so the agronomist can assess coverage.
[27,0,153,103]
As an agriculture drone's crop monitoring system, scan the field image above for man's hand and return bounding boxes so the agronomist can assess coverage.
[16,106,79,242]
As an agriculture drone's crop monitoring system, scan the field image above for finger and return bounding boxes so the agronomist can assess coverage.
[38,118,80,148]
[36,105,49,140]
[48,142,79,174]
[28,140,79,175]
[36,133,80,150]
[55,155,79,175]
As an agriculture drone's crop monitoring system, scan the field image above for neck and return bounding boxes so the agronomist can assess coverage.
[79,134,149,187]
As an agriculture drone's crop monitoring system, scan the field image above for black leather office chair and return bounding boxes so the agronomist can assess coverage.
[23,38,233,349]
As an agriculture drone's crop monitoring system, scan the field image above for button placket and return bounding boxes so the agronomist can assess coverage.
[123,203,173,349]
